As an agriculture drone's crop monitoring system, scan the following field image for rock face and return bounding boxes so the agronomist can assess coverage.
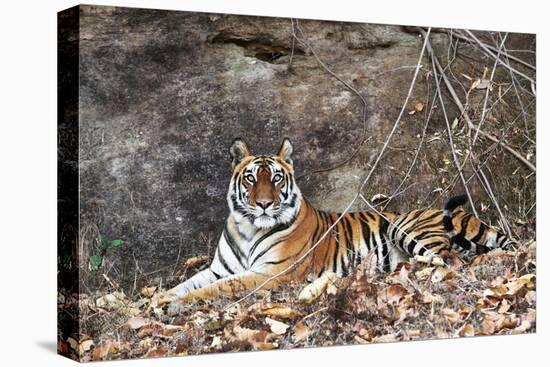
[73,5,535,289]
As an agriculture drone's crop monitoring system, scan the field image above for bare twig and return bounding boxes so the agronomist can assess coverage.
[472,33,508,146]
[463,30,535,85]
[418,28,535,173]
[430,45,478,217]
[450,30,535,71]
[383,72,436,209]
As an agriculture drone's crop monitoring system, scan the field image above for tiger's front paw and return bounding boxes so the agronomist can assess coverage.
[412,254,445,266]
[157,291,179,306]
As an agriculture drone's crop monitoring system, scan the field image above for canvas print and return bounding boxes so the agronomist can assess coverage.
[57,5,536,362]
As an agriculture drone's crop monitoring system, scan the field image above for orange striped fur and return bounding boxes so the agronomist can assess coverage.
[167,138,513,301]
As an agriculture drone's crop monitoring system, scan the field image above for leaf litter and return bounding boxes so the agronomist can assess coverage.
[59,242,536,361]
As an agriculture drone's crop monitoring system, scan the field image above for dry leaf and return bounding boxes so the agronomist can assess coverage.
[371,193,389,203]
[92,340,116,361]
[415,266,435,280]
[298,271,336,303]
[505,274,535,295]
[210,336,223,349]
[184,255,209,269]
[265,317,289,335]
[252,303,301,319]
[377,284,408,305]
[145,346,167,358]
[372,334,399,343]
[233,326,261,342]
[126,317,151,330]
[137,323,162,338]
[78,340,94,355]
[498,299,511,314]
[525,290,536,305]
[67,336,94,355]
[441,308,461,323]
[293,321,312,342]
[431,267,454,283]
[480,317,496,335]
[233,326,274,350]
[140,286,157,298]
[421,290,443,303]
[455,323,475,337]
[475,79,491,90]
[138,338,153,350]
[414,102,425,112]
[160,324,186,336]
[96,293,127,311]
[256,342,279,350]
[512,320,532,334]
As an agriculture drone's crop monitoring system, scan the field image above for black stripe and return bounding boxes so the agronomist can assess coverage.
[332,224,340,273]
[211,269,222,280]
[341,217,353,260]
[412,211,444,229]
[263,257,292,266]
[264,236,312,267]
[359,214,372,252]
[470,224,486,244]
[390,214,413,241]
[406,234,422,255]
[218,253,235,275]
[248,222,291,259]
[288,173,294,191]
[380,220,391,272]
[452,235,471,250]
[361,211,376,222]
[251,239,285,266]
[223,226,247,268]
[459,214,471,236]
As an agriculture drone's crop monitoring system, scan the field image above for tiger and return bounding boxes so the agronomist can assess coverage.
[166,138,513,301]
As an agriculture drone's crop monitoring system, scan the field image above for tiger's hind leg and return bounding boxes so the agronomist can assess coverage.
[400,234,456,266]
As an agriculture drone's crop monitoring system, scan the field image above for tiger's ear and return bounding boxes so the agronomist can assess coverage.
[277,138,293,165]
[229,138,251,169]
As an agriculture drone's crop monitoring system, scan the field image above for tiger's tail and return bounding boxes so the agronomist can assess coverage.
[443,194,514,255]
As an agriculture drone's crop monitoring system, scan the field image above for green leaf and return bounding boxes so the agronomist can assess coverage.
[110,239,124,247]
[89,255,103,271]
[451,117,459,130]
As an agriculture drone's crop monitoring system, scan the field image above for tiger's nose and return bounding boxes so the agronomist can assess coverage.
[256,199,273,209]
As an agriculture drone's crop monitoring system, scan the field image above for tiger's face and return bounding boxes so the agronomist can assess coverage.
[227,138,302,229]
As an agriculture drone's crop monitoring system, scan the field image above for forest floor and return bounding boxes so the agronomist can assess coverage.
[58,241,536,362]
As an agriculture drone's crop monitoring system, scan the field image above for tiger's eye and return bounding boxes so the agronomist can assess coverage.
[245,174,255,183]
[273,174,283,183]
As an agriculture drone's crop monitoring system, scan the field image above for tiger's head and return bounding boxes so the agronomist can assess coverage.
[227,138,302,229]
